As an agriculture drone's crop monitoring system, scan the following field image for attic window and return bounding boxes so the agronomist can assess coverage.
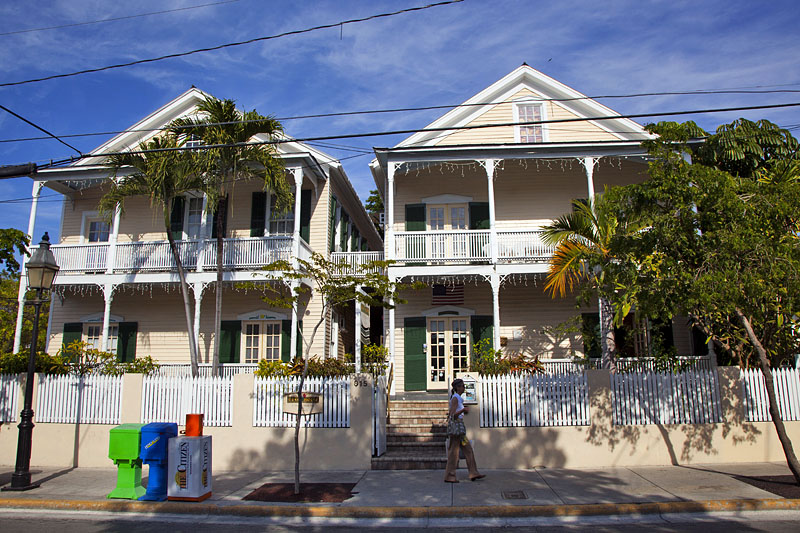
[516,103,543,143]
[185,134,204,149]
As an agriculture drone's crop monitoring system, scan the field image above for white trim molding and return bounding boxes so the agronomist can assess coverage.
[81,312,123,323]
[237,309,289,321]
[420,194,473,204]
[421,305,475,317]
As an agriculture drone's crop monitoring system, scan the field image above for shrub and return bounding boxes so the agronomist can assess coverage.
[0,351,69,375]
[344,344,388,380]
[468,339,544,375]
[57,341,160,376]
[254,356,356,378]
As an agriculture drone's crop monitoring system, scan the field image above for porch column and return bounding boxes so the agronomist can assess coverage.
[13,181,44,354]
[385,162,396,260]
[583,157,596,201]
[388,281,396,395]
[291,167,303,267]
[193,282,205,353]
[105,202,122,274]
[101,283,115,352]
[290,280,299,360]
[354,284,362,373]
[196,193,209,272]
[490,274,501,351]
[484,159,498,263]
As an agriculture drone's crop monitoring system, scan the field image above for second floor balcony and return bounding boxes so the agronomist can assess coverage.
[51,236,313,277]
[392,229,554,264]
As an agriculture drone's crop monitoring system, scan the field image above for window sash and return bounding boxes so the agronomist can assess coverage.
[242,320,281,363]
[518,103,543,143]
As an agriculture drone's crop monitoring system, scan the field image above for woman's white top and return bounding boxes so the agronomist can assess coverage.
[452,392,465,419]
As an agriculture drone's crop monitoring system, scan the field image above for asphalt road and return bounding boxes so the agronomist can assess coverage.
[1,509,799,532]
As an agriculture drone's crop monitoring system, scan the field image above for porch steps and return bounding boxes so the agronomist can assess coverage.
[372,399,450,470]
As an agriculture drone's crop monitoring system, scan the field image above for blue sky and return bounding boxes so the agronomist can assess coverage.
[1,0,799,246]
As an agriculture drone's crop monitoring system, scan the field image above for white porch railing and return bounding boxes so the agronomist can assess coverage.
[479,373,590,427]
[394,230,490,263]
[741,368,800,422]
[51,237,296,275]
[153,363,259,377]
[36,374,123,424]
[331,251,384,276]
[141,375,233,427]
[612,370,722,425]
[497,230,554,262]
[0,374,22,422]
[253,376,350,428]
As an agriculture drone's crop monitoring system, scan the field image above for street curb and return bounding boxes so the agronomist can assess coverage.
[1,497,800,519]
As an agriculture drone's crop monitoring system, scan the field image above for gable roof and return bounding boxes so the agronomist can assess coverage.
[397,64,652,148]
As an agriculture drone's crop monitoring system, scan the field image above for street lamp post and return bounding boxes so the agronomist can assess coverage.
[3,232,59,491]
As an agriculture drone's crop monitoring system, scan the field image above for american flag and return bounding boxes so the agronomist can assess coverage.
[432,284,464,305]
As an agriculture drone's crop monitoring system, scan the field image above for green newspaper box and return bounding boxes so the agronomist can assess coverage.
[108,423,145,500]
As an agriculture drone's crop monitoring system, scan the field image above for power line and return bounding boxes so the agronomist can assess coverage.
[4,86,800,146]
[0,1,464,88]
[0,1,243,37]
[5,100,798,173]
[0,104,82,155]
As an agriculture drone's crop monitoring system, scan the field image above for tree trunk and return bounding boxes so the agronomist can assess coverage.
[599,296,617,372]
[294,309,326,495]
[736,308,800,484]
[212,200,223,377]
[167,233,199,377]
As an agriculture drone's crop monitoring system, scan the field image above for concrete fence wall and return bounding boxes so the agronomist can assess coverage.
[461,368,800,469]
[1,368,799,472]
[0,373,375,472]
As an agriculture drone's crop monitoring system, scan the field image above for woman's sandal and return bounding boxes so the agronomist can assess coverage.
[444,478,459,483]
[470,474,486,481]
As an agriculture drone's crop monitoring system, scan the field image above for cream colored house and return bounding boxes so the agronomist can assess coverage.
[370,65,707,394]
[13,88,381,368]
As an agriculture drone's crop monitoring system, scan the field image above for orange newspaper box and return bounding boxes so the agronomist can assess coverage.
[185,414,204,436]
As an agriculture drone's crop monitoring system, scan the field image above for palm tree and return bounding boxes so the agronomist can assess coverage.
[542,196,629,371]
[168,96,291,375]
[100,136,204,376]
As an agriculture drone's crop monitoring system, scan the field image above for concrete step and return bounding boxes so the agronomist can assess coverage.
[387,423,447,434]
[371,451,448,470]
[387,441,447,454]
[387,416,448,425]
[387,433,447,443]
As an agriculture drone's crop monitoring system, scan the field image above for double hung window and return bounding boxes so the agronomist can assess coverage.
[516,103,544,143]
[242,321,281,363]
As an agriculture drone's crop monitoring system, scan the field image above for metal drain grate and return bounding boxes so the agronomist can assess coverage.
[501,490,528,500]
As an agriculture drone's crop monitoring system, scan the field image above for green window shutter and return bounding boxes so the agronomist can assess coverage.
[405,204,426,231]
[117,322,138,363]
[62,322,82,363]
[250,191,267,237]
[281,320,293,362]
[219,320,241,364]
[350,228,359,252]
[300,189,312,243]
[691,325,709,356]
[296,320,303,358]
[403,317,427,391]
[170,197,185,240]
[211,196,228,239]
[470,315,494,350]
[340,213,350,251]
[468,202,490,230]
[329,196,338,253]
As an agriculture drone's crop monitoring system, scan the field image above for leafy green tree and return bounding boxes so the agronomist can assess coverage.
[101,135,204,376]
[251,253,412,494]
[542,196,641,370]
[603,119,800,483]
[0,273,48,356]
[168,96,291,376]
[0,228,28,273]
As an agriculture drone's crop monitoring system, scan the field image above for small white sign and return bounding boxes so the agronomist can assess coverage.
[462,376,478,405]
[282,391,323,415]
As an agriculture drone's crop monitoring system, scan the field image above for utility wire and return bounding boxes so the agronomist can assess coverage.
[0,1,242,37]
[0,0,464,88]
[0,104,82,155]
[3,86,800,145]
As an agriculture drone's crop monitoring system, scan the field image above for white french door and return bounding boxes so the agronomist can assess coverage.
[428,204,468,259]
[427,317,470,390]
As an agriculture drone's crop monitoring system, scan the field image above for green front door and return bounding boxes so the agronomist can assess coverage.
[404,317,426,391]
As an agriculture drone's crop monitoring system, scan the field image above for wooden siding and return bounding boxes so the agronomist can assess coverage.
[434,88,621,146]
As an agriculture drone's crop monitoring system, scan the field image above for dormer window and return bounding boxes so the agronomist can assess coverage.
[515,102,544,143]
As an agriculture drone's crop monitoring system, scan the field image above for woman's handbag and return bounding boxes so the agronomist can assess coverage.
[446,415,466,437]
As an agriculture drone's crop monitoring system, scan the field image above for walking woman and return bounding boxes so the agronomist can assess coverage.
[444,378,485,483]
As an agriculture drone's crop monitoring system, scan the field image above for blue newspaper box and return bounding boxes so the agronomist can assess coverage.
[139,422,178,501]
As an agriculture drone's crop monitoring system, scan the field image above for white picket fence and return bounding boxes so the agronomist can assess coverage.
[253,376,350,428]
[741,368,800,422]
[612,370,722,425]
[141,376,233,427]
[36,374,123,424]
[373,374,388,456]
[479,373,590,427]
[153,363,259,378]
[0,374,22,422]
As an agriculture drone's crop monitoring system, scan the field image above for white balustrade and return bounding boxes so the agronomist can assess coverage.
[496,230,555,262]
[331,251,385,276]
[50,243,109,272]
[202,237,293,270]
[394,230,490,263]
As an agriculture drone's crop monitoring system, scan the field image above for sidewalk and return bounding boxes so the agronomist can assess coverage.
[1,462,799,519]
